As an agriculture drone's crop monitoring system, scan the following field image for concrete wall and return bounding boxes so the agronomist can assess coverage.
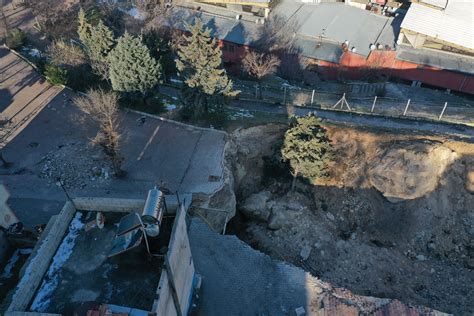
[154,203,195,315]
[7,202,76,313]
[7,197,194,315]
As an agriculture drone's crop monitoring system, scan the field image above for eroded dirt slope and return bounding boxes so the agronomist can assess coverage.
[228,124,474,315]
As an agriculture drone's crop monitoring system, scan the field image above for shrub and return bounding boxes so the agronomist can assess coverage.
[44,64,68,85]
[6,28,26,49]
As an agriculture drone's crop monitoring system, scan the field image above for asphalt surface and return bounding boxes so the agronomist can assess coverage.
[1,55,227,228]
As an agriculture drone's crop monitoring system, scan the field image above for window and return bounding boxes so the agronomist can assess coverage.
[223,42,235,53]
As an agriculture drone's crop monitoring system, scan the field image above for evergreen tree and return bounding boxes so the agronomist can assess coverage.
[176,18,237,119]
[281,114,332,188]
[77,10,114,81]
[88,20,115,63]
[108,32,160,94]
[77,8,90,45]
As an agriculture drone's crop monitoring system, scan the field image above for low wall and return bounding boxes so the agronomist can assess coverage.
[7,202,76,313]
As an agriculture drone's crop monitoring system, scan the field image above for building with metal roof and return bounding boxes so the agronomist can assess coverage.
[399,0,474,54]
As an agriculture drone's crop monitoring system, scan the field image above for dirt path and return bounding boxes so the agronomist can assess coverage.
[230,100,474,141]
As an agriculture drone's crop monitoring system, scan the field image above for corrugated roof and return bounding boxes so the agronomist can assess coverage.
[273,2,398,57]
[167,8,261,46]
[169,2,399,62]
[401,1,474,50]
[396,45,474,74]
[418,0,448,9]
[295,37,344,63]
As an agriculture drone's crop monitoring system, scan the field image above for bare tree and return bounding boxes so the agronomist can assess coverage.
[47,40,87,67]
[242,51,280,99]
[73,89,125,177]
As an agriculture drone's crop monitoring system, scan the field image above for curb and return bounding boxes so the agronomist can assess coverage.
[126,109,228,136]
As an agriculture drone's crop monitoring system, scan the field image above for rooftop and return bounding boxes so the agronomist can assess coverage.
[397,44,474,75]
[272,1,400,57]
[171,1,400,62]
[401,0,474,51]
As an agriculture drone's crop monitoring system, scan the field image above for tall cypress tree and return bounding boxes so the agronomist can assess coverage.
[176,18,237,119]
[77,10,114,81]
[281,114,333,189]
[108,32,160,94]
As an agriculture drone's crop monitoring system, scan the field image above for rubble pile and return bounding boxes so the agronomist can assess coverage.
[228,124,474,315]
[39,143,112,189]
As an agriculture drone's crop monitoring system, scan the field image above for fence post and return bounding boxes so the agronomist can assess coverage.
[311,89,315,105]
[403,99,411,116]
[371,96,377,113]
[439,102,448,120]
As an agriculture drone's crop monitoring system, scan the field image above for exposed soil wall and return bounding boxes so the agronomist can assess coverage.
[227,124,474,315]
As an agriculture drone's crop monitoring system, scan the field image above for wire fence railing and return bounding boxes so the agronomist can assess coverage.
[234,81,474,125]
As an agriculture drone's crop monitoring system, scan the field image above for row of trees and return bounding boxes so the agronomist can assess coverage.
[70,13,243,175]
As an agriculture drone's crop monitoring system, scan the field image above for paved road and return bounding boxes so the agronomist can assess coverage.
[1,56,227,228]
[0,48,62,147]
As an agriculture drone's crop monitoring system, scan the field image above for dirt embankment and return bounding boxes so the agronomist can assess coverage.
[227,124,474,315]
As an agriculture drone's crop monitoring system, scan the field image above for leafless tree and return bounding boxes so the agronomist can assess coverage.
[242,51,280,99]
[74,89,125,177]
[47,40,87,67]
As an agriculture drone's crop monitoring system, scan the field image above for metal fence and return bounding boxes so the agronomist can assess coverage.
[234,81,474,125]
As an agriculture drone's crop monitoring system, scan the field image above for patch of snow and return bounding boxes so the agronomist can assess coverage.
[229,109,255,120]
[165,103,177,111]
[170,78,183,84]
[119,6,146,20]
[30,213,84,312]
[1,250,21,279]
[22,47,41,58]
[171,96,179,100]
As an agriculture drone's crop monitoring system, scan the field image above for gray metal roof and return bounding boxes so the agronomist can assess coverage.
[273,2,398,57]
[396,45,474,75]
[169,2,399,62]
[168,8,261,46]
[295,36,343,63]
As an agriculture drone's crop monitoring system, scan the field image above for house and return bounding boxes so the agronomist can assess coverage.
[170,1,474,94]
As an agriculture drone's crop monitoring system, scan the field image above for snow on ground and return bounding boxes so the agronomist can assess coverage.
[165,103,177,111]
[0,249,32,279]
[119,6,146,20]
[30,213,84,312]
[229,109,255,120]
[170,78,184,85]
[21,47,41,58]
